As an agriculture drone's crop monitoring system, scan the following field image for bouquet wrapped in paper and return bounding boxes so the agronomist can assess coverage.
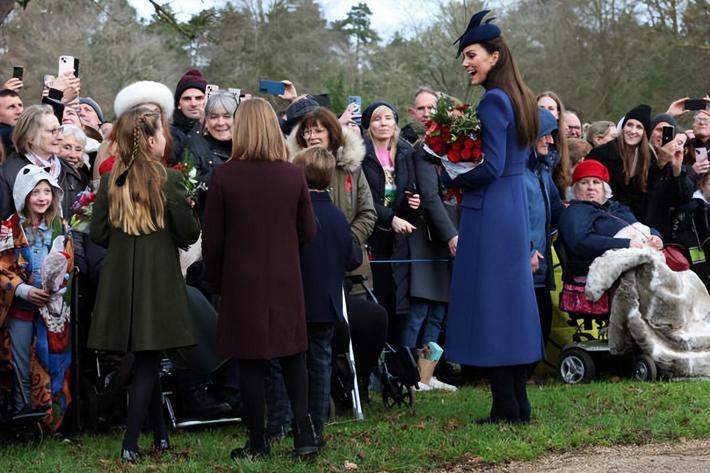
[423,96,484,180]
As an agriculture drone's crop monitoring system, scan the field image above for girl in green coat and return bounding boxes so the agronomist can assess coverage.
[87,107,200,461]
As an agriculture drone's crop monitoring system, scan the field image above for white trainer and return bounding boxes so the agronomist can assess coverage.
[427,377,457,392]
[417,381,432,391]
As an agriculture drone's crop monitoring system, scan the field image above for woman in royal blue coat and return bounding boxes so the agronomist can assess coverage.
[445,11,543,424]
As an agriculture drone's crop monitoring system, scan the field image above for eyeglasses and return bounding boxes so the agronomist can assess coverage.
[302,128,327,138]
[44,126,63,136]
[695,118,710,125]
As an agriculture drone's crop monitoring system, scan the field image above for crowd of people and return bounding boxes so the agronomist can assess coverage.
[0,8,708,463]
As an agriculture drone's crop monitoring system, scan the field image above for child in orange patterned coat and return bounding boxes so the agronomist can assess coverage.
[0,164,74,429]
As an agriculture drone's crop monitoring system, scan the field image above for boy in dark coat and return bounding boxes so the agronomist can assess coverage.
[292,147,362,445]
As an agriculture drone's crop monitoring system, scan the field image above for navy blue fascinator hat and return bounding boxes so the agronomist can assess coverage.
[454,10,501,57]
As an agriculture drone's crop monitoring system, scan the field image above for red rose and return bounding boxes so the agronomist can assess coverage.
[472,148,483,162]
[461,148,473,161]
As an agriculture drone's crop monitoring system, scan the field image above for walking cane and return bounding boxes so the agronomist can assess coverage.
[341,289,364,421]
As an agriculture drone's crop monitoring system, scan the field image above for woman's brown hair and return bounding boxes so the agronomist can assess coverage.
[537,91,571,193]
[479,37,539,148]
[231,98,287,162]
[616,130,650,192]
[107,107,167,235]
[296,107,344,156]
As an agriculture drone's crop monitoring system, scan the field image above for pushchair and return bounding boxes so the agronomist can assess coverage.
[554,239,657,384]
[0,360,47,441]
[337,275,418,415]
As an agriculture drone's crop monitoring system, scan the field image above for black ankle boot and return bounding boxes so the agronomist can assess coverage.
[292,415,319,457]
[231,434,269,460]
[120,448,140,462]
[153,438,170,452]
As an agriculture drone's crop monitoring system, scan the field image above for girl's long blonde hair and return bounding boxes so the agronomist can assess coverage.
[107,107,167,235]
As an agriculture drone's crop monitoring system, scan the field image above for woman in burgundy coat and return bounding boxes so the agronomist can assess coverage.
[202,98,318,459]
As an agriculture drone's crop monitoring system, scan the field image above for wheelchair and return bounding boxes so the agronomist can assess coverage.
[554,239,657,384]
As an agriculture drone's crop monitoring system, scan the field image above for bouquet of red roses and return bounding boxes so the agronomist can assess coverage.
[69,187,96,233]
[423,96,484,176]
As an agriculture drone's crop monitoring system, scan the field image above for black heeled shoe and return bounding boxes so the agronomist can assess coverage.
[153,438,170,452]
[474,416,524,426]
[120,448,140,462]
[230,438,269,460]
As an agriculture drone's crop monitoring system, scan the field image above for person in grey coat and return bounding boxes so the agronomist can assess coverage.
[401,143,459,391]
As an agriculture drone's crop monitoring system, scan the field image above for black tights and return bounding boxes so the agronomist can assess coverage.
[238,353,308,448]
[487,365,531,423]
[123,351,167,451]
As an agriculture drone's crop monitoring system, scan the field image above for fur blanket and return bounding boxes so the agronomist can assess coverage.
[585,247,710,377]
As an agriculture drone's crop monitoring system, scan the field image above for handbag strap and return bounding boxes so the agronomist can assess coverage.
[603,209,650,243]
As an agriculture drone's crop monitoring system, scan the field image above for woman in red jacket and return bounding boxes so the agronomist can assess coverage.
[202,98,318,459]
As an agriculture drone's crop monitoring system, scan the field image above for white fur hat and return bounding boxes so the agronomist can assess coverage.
[113,81,174,119]
[13,165,63,217]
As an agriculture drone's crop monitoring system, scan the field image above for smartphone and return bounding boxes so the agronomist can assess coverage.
[48,88,63,101]
[58,55,75,76]
[258,80,286,96]
[685,99,707,111]
[42,74,55,88]
[12,66,23,80]
[697,148,709,165]
[661,125,675,146]
[73,58,80,78]
[205,84,219,97]
[347,96,362,115]
[313,93,330,108]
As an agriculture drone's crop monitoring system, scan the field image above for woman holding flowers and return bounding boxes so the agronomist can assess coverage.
[87,106,200,460]
[443,10,543,424]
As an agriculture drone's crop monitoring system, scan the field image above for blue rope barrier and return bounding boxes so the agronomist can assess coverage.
[369,258,452,264]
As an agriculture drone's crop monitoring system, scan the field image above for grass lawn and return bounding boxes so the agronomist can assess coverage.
[1,380,708,472]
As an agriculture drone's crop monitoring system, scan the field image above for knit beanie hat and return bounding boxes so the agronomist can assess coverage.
[572,159,610,184]
[622,104,652,137]
[362,100,399,130]
[174,69,207,106]
[79,97,105,124]
[649,113,678,133]
[13,164,63,216]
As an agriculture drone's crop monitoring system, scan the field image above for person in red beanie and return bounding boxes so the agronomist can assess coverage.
[558,159,663,262]
[171,69,208,165]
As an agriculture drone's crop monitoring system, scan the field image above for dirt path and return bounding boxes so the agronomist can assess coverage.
[434,438,710,472]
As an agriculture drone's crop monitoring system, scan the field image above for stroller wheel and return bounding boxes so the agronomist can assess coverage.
[558,348,595,384]
[632,355,657,381]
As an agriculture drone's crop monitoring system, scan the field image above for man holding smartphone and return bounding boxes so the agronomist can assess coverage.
[0,89,23,153]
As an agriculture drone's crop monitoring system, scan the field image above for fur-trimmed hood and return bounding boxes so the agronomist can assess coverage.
[286,123,366,173]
